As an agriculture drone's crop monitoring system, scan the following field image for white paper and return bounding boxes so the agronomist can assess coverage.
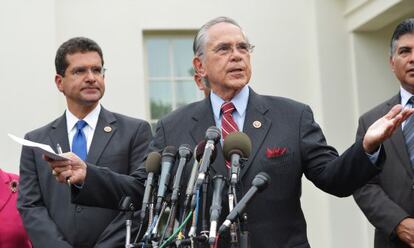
[8,133,69,161]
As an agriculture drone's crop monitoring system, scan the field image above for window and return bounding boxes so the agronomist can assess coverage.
[144,32,203,130]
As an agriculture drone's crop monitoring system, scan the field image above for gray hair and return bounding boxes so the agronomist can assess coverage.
[193,16,249,59]
[390,18,414,57]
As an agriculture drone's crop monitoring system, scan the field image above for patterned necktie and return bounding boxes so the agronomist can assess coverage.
[72,120,88,161]
[221,102,239,168]
[403,97,414,167]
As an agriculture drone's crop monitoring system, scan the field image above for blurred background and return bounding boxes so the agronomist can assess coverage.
[1,0,413,247]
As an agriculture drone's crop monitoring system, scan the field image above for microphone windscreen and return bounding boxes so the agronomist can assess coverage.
[195,140,206,162]
[178,144,193,158]
[145,152,161,173]
[205,126,221,143]
[223,132,252,161]
[252,172,271,191]
[162,146,177,158]
[195,140,217,163]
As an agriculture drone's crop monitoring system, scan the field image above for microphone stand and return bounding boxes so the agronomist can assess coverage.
[118,197,135,248]
[228,157,250,248]
[200,175,210,241]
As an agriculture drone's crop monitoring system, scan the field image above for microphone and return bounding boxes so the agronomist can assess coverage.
[218,172,270,234]
[223,132,252,184]
[208,175,226,244]
[162,144,193,240]
[193,126,221,194]
[119,196,134,247]
[139,151,161,224]
[155,146,177,214]
[171,144,193,202]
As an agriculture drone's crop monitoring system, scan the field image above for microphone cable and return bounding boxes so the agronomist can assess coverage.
[158,191,199,248]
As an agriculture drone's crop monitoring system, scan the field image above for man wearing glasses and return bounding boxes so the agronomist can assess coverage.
[50,18,413,247]
[17,37,152,248]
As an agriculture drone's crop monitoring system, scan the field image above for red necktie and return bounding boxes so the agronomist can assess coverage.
[221,102,239,168]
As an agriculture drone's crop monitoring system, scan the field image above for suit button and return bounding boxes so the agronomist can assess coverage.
[76,206,83,212]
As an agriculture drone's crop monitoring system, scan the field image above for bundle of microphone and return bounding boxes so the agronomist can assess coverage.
[125,126,271,248]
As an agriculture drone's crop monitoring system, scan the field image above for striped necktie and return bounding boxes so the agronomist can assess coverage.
[221,102,239,168]
[403,96,414,167]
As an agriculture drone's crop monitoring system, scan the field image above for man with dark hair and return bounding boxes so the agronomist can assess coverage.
[51,18,413,247]
[353,18,414,248]
[17,37,152,248]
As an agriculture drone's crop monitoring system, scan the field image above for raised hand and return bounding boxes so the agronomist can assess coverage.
[363,104,414,153]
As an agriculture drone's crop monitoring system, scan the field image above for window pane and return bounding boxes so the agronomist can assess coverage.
[147,39,170,77]
[149,80,172,119]
[173,39,194,77]
[175,80,199,108]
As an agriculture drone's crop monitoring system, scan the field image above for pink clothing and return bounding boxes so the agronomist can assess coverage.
[0,169,31,248]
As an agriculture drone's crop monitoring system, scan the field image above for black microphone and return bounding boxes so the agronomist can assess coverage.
[180,142,205,231]
[190,136,220,211]
[223,132,252,184]
[171,144,193,202]
[218,172,270,234]
[139,152,161,223]
[155,146,177,214]
[184,142,202,204]
[162,144,193,241]
[193,127,221,194]
[209,175,226,244]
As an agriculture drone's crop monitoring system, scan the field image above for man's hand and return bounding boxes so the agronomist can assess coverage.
[363,104,414,153]
[396,218,414,247]
[44,152,87,185]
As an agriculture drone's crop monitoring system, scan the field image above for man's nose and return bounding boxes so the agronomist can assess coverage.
[85,69,97,82]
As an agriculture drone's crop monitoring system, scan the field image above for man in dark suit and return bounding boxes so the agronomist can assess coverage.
[17,37,152,248]
[51,18,413,247]
[353,18,414,248]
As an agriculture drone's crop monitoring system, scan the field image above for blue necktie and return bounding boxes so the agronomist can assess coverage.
[403,97,414,167]
[72,120,88,161]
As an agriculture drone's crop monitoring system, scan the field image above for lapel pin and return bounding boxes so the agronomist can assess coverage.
[104,126,112,133]
[253,120,262,129]
[9,180,18,193]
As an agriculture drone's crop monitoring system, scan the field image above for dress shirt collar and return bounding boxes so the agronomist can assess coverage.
[400,86,414,107]
[65,104,101,133]
[210,85,249,120]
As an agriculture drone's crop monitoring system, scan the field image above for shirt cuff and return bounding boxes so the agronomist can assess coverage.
[366,145,381,164]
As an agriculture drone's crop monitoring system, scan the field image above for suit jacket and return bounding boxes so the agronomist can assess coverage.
[74,88,382,248]
[353,93,413,248]
[0,169,31,248]
[17,106,152,248]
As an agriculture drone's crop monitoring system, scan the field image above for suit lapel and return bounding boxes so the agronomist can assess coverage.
[240,89,271,179]
[387,94,414,177]
[87,107,117,165]
[190,97,228,177]
[49,113,70,153]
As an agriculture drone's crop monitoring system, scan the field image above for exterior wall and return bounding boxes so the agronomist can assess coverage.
[1,0,413,247]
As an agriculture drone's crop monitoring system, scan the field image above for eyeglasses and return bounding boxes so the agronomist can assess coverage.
[68,66,106,78]
[212,42,255,56]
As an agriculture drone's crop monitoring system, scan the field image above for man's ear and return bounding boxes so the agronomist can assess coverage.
[193,57,206,77]
[55,74,64,93]
[194,74,205,90]
[389,55,395,72]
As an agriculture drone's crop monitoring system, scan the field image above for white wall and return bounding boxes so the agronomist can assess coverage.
[1,0,413,247]
[0,0,60,172]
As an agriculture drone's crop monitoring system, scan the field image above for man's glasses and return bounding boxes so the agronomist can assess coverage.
[68,66,106,78]
[212,42,255,56]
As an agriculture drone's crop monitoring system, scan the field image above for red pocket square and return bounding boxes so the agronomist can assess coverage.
[266,147,287,158]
